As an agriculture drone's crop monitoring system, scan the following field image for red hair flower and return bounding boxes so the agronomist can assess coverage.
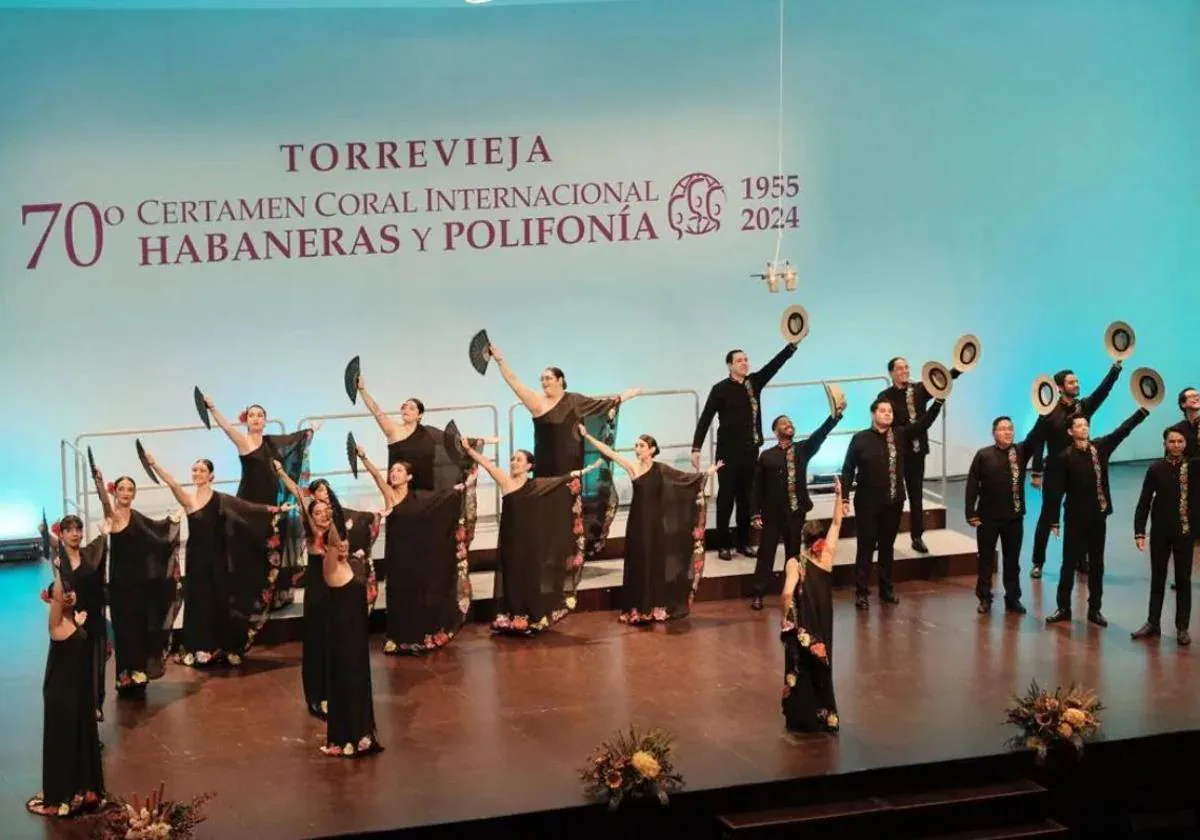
[238,409,249,424]
[50,521,61,536]
[105,481,116,494]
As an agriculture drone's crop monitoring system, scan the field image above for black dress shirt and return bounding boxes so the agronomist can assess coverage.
[875,370,961,457]
[1049,408,1148,524]
[1030,363,1121,475]
[750,414,841,520]
[1134,456,1200,540]
[692,344,797,459]
[840,401,943,511]
[964,428,1042,522]
[1167,417,1200,459]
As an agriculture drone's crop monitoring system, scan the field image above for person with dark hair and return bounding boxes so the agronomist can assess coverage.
[88,459,182,699]
[780,477,845,734]
[964,416,1042,615]
[748,396,846,610]
[26,565,106,818]
[1028,361,1122,578]
[1131,427,1197,644]
[875,357,961,554]
[578,425,721,623]
[484,342,639,558]
[305,478,382,615]
[1045,405,1150,627]
[198,394,317,612]
[345,447,474,655]
[140,445,291,669]
[40,513,107,720]
[691,340,801,560]
[1166,386,1200,593]
[460,439,601,635]
[840,395,945,611]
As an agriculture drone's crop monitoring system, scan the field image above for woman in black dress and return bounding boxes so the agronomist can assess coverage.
[91,464,182,698]
[44,510,108,719]
[460,437,600,635]
[26,564,106,818]
[485,340,640,557]
[781,478,845,734]
[578,425,721,623]
[139,446,287,669]
[276,470,380,719]
[353,446,473,654]
[198,394,316,647]
[283,470,382,758]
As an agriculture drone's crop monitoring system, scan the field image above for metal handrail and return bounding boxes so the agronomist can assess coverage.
[69,419,287,536]
[297,402,502,515]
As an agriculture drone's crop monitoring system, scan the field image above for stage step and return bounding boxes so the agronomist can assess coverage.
[717,779,1051,839]
[918,819,1069,839]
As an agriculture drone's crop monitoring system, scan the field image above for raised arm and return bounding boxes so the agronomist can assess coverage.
[142,449,196,513]
[819,477,846,564]
[749,342,798,389]
[356,447,396,508]
[90,466,115,521]
[461,439,511,490]
[908,398,944,437]
[571,459,604,479]
[487,344,546,416]
[576,424,637,476]
[356,377,402,441]
[1080,362,1122,418]
[800,410,843,459]
[203,394,253,454]
[1099,407,1150,457]
[1133,466,1155,546]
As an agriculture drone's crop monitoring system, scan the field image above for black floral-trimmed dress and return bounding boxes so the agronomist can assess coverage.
[323,572,383,758]
[620,463,709,624]
[382,488,473,654]
[533,393,622,557]
[781,553,839,733]
[491,474,586,635]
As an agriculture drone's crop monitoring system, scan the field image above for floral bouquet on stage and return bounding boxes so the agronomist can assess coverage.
[1004,680,1103,764]
[580,726,684,811]
[86,784,215,839]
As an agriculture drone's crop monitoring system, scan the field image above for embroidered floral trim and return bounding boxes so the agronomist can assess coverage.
[1007,446,1022,515]
[26,790,105,818]
[785,444,799,512]
[886,429,898,501]
[321,733,382,758]
[240,511,284,653]
[115,670,149,690]
[745,379,762,446]
[1088,444,1108,512]
[905,385,919,453]
[687,484,708,608]
[1177,458,1191,536]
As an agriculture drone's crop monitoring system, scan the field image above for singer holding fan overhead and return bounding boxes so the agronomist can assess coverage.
[1028,323,1127,579]
[471,330,640,557]
[841,362,950,612]
[577,423,721,624]
[875,334,977,554]
[456,426,602,635]
[691,305,807,561]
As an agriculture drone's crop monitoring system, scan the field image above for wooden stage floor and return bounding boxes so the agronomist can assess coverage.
[4,465,1199,840]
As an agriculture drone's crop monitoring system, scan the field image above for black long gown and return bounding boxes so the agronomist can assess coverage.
[533,393,622,557]
[621,463,709,624]
[108,511,182,694]
[382,489,471,654]
[323,575,382,757]
[781,559,838,733]
[491,474,585,635]
[26,627,106,818]
[178,494,232,666]
[57,537,108,716]
[388,425,481,544]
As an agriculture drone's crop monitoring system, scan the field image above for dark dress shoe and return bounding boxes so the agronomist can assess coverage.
[855,596,869,611]
[1178,629,1191,646]
[880,592,900,605]
[977,600,991,614]
[1087,611,1108,627]
[718,548,732,560]
[1131,623,1161,640]
[1030,566,1043,579]
[1045,609,1071,624]
[911,537,930,554]
[1005,601,1027,615]
[750,596,764,611]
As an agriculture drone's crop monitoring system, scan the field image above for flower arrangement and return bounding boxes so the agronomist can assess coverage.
[87,784,215,839]
[580,726,684,810]
[1004,680,1103,763]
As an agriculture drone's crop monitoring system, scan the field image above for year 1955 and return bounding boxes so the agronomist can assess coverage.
[739,175,801,231]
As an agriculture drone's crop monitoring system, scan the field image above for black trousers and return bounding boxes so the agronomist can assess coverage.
[1148,533,1194,629]
[753,511,804,596]
[1031,469,1063,568]
[715,447,757,549]
[976,518,1023,604]
[904,452,926,540]
[854,502,903,598]
[1056,515,1106,613]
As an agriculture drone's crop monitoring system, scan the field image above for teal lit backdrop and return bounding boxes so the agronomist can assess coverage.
[0,0,1197,537]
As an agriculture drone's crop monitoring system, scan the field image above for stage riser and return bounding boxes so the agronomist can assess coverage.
[248,550,978,646]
